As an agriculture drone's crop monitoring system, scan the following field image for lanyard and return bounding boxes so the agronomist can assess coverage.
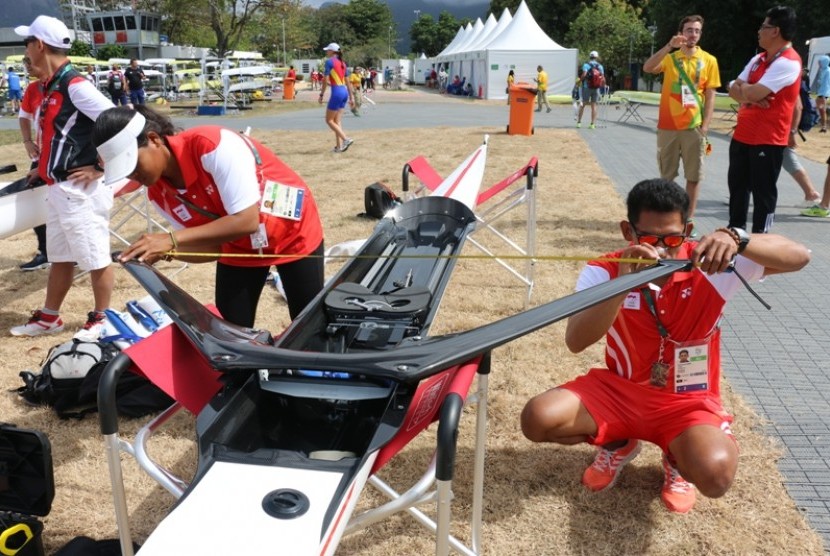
[640,287,669,339]
[749,45,790,79]
[39,62,73,128]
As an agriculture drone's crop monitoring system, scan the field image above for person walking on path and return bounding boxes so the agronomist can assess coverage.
[643,15,720,237]
[107,63,128,106]
[577,51,605,129]
[506,69,515,105]
[534,65,551,113]
[124,58,146,106]
[520,178,810,514]
[6,66,23,112]
[800,156,830,217]
[93,106,325,326]
[9,15,116,341]
[318,43,355,153]
[813,54,830,133]
[727,6,801,234]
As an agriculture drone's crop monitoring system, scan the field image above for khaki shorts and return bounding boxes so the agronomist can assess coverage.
[47,178,113,271]
[656,128,705,183]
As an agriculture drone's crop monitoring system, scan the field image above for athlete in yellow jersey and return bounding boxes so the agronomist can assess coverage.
[535,65,551,113]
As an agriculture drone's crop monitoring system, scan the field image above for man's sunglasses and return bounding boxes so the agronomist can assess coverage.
[631,227,687,248]
[23,36,38,46]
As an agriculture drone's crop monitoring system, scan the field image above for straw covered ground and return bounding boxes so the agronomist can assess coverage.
[0,123,825,555]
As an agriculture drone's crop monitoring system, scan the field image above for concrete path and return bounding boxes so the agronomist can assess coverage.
[4,88,828,547]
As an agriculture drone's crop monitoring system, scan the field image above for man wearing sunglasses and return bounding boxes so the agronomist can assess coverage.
[9,16,116,341]
[521,178,809,513]
[727,6,801,234]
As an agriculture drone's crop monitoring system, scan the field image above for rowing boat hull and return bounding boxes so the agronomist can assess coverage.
[0,179,48,240]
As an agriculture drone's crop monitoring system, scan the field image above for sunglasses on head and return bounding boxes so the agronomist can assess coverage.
[631,227,687,248]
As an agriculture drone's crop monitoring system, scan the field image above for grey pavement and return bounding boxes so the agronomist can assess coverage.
[4,88,828,547]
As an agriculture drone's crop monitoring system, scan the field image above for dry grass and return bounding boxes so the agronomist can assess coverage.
[0,127,823,555]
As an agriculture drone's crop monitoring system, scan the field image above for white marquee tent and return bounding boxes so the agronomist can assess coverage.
[432,0,577,100]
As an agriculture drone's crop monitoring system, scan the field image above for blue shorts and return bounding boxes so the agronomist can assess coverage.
[327,85,348,111]
[8,89,22,101]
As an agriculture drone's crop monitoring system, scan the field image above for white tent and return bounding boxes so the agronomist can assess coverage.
[434,1,577,100]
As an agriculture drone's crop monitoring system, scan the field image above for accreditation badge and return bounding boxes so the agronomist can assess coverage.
[261,180,304,221]
[681,84,697,108]
[674,341,710,393]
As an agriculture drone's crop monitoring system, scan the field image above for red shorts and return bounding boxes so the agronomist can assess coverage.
[561,368,734,452]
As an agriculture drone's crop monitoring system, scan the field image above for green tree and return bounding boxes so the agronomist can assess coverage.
[411,11,463,57]
[566,0,651,87]
[96,44,128,60]
[411,14,439,56]
[68,40,93,58]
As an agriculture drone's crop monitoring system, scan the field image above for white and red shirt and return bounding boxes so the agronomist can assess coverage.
[575,242,764,400]
[39,63,113,184]
[19,80,44,146]
[734,47,801,146]
[147,126,323,267]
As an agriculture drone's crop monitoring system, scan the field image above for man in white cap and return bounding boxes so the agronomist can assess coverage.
[577,50,605,129]
[9,16,117,341]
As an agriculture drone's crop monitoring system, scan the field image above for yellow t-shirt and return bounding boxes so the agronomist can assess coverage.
[537,70,548,92]
[657,48,721,130]
[348,72,361,89]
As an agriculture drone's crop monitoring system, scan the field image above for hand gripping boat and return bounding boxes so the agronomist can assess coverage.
[98,148,689,556]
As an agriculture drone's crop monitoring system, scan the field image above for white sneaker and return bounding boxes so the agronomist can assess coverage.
[10,311,65,337]
[341,138,354,151]
[73,311,107,342]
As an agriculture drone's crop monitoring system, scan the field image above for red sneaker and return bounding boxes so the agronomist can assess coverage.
[581,439,641,492]
[661,454,696,513]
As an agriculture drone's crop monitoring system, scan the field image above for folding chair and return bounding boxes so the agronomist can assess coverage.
[401,154,538,304]
[109,182,171,247]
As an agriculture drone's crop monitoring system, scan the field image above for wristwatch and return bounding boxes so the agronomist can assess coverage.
[728,226,750,253]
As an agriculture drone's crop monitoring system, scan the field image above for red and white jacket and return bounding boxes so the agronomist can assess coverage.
[576,242,765,400]
[38,63,113,184]
[147,126,323,267]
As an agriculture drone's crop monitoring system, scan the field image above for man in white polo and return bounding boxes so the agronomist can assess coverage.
[10,16,116,341]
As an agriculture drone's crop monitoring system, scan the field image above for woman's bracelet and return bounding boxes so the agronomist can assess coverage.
[168,231,178,250]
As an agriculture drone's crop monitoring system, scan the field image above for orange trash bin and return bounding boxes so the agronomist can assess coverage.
[283,77,295,100]
[507,83,537,136]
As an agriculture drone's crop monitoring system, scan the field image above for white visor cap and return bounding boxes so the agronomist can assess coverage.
[97,111,146,185]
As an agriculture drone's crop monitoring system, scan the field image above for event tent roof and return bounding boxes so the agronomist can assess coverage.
[482,0,566,51]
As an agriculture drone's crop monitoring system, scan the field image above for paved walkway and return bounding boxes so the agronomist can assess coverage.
[4,88,827,547]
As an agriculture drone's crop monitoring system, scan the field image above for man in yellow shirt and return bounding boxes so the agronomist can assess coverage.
[348,67,362,116]
[535,65,551,113]
[643,15,720,235]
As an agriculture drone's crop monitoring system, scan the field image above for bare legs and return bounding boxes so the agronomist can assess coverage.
[325,108,347,149]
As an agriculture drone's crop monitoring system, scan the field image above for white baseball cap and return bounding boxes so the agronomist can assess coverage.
[589,50,599,58]
[15,16,72,50]
[97,111,146,185]
[323,43,340,52]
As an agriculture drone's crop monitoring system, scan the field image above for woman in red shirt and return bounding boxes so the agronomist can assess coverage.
[92,106,325,327]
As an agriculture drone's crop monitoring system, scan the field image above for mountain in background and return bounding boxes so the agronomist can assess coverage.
[387,0,490,54]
